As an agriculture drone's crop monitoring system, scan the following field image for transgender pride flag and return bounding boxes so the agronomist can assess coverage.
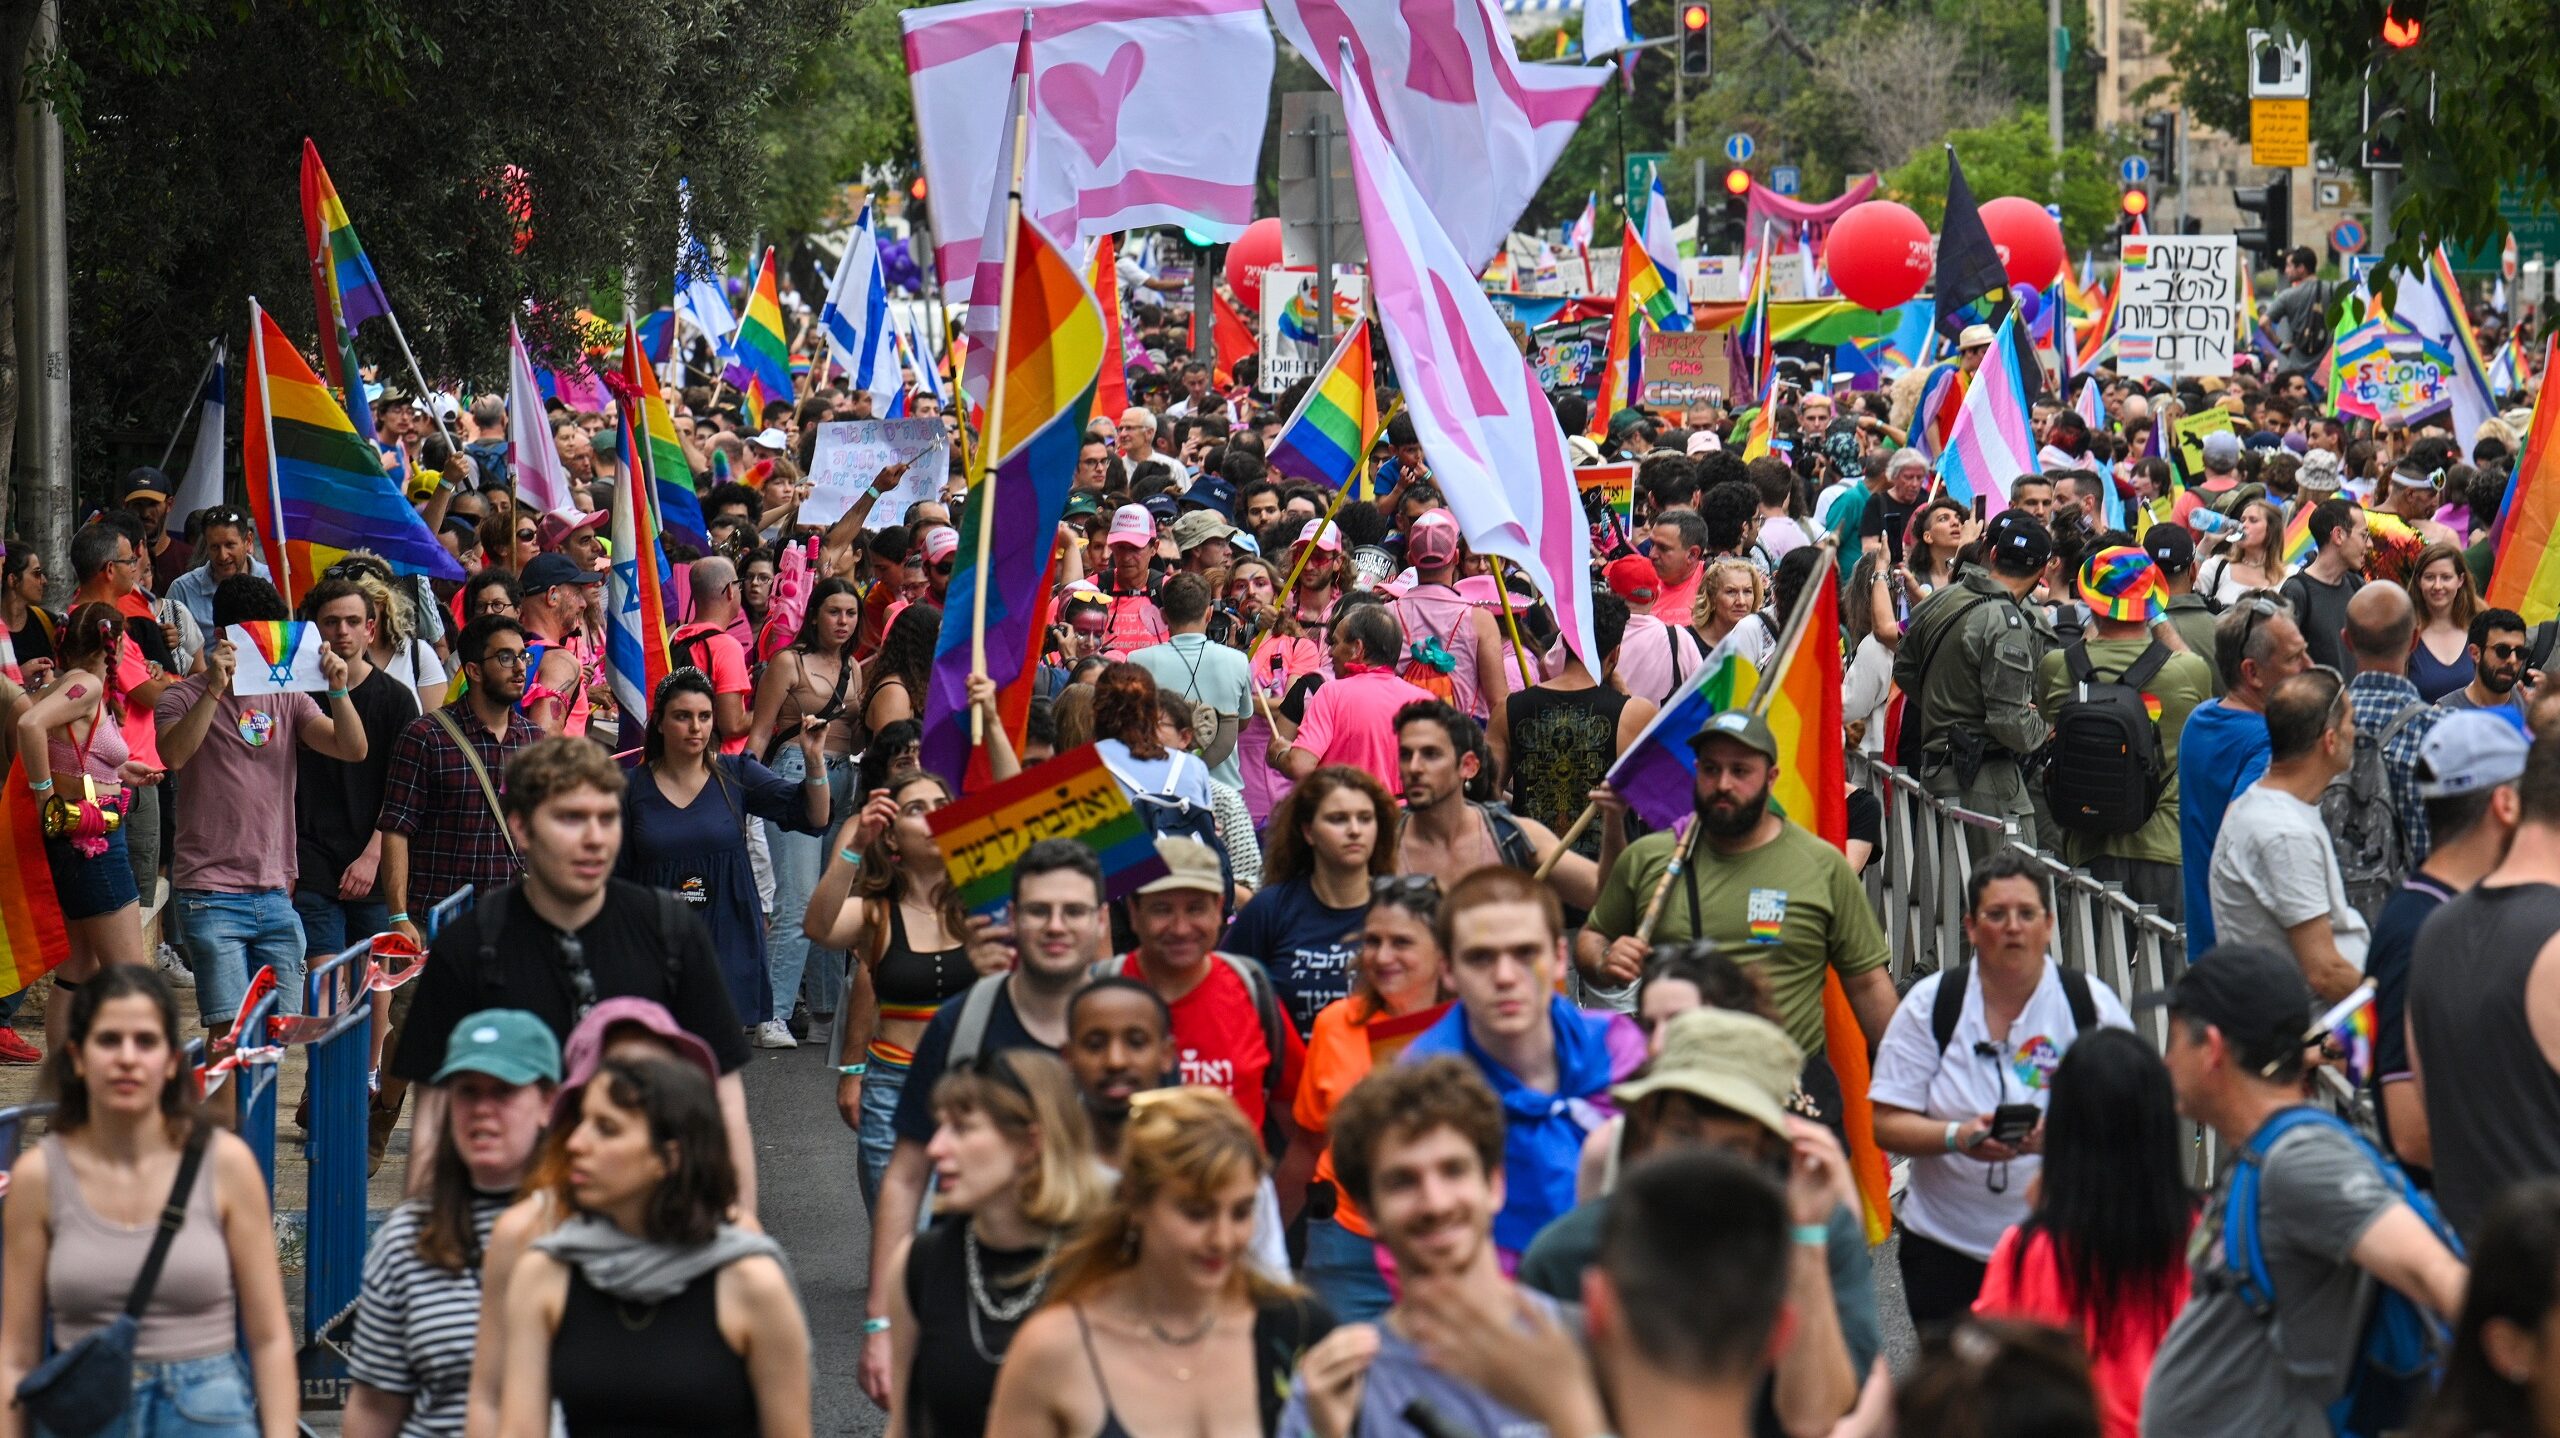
[1933,307,2034,518]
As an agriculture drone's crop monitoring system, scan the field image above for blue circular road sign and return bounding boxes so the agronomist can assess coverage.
[2331,218,2367,254]
[2120,155,2152,184]
[1724,133,1756,163]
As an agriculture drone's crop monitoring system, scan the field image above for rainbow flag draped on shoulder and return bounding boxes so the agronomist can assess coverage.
[919,209,1106,788]
[1266,318,1378,491]
[725,247,794,422]
[242,300,464,607]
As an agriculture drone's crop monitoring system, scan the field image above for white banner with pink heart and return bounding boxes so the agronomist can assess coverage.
[903,0,1275,309]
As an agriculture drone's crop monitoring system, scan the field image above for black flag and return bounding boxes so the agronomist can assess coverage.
[1933,146,2012,345]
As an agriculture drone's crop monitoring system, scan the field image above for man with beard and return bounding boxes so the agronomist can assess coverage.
[1578,711,1896,1057]
[1390,700,1623,912]
[1287,1057,1610,1438]
[2440,607,2532,723]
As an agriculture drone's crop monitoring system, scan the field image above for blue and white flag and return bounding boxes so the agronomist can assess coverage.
[821,202,902,412]
[170,341,228,532]
[674,178,737,346]
[908,309,950,405]
[1582,0,1633,57]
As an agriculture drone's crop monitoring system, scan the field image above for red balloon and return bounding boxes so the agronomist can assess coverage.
[1223,218,1284,313]
[1979,196,2067,291]
[1823,201,1933,311]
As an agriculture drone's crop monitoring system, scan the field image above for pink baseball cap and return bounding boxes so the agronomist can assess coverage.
[550,996,721,1126]
[1406,508,1461,566]
[537,507,609,550]
[1293,518,1342,553]
[1108,503,1156,548]
[919,524,960,564]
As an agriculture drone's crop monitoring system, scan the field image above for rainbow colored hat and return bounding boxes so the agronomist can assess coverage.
[2078,545,2165,623]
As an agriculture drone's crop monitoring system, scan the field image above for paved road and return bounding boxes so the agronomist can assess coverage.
[742,1029,887,1438]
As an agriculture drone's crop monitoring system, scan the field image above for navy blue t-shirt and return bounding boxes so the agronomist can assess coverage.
[1221,877,1367,1037]
[889,981,1056,1145]
[2368,871,2455,1186]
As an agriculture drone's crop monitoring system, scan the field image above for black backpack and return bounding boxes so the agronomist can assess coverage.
[1931,961,2098,1054]
[2041,638,2172,837]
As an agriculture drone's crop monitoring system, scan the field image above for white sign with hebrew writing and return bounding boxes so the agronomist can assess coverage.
[2115,236,2239,381]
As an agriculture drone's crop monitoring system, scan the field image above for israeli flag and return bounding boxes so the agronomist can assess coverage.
[821,202,901,412]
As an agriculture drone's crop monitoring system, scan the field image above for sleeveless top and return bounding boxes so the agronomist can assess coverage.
[43,1134,237,1362]
[551,1266,757,1438]
[872,903,971,1024]
[2409,638,2474,703]
[521,633,594,737]
[1389,584,1487,720]
[2406,881,2560,1237]
[903,1217,1047,1438]
[1505,686,1629,859]
[49,706,131,790]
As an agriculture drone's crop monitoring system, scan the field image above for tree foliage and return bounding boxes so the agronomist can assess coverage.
[1883,111,2129,252]
[55,0,837,487]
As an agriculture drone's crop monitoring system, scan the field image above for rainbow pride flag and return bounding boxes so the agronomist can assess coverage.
[2281,502,2316,571]
[300,141,390,336]
[1624,218,1687,333]
[620,328,709,552]
[1266,319,1378,492]
[724,246,794,421]
[605,341,674,726]
[0,750,69,1000]
[1607,653,1757,830]
[2315,981,2380,1087]
[2492,333,2560,623]
[1087,234,1131,422]
[242,301,464,607]
[1736,240,1775,390]
[920,209,1105,789]
[925,745,1170,913]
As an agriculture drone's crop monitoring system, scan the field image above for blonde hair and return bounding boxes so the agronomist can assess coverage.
[1045,1088,1297,1307]
[929,1051,1110,1230]
[1692,556,1768,629]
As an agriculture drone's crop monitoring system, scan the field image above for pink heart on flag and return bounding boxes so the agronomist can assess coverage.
[1041,43,1146,166]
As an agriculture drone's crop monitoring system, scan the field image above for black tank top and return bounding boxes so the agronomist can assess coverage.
[551,1265,758,1437]
[874,905,972,1012]
[2406,881,2560,1237]
[904,1216,1049,1438]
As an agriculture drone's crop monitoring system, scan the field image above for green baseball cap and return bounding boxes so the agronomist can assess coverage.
[1063,491,1102,520]
[433,1009,563,1086]
[1686,709,1780,763]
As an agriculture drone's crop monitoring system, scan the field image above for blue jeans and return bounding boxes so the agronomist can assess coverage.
[764,747,852,1024]
[1303,1216,1392,1323]
[857,1052,909,1215]
[293,887,391,963]
[180,889,304,1025]
[35,1350,261,1438]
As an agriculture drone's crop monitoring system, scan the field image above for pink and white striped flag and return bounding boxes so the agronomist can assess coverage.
[507,320,573,514]
[903,0,1273,310]
[1932,308,2034,519]
[1334,41,1597,669]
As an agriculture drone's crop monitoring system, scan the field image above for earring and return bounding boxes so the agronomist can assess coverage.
[1120,1223,1140,1261]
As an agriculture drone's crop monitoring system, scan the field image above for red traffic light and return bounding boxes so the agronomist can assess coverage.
[1722,166,1752,197]
[908,176,929,201]
[2381,5,2421,46]
[1682,4,1710,30]
[2120,188,2150,217]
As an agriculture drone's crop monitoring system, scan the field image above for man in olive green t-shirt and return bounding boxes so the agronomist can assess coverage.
[2036,544,2213,917]
[1576,711,1896,1056]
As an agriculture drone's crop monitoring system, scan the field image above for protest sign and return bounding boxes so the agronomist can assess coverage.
[1639,330,1731,410]
[1692,254,1743,303]
[1528,316,1612,394]
[926,745,1170,915]
[2171,407,2235,483]
[2333,329,2456,425]
[804,418,951,524]
[1258,270,1369,386]
[226,621,326,696]
[2115,236,2239,380]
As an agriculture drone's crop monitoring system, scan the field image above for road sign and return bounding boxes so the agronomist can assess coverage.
[2251,98,2311,168]
[1723,133,1755,163]
[2044,202,2064,223]
[2330,218,2367,255]
[1623,152,1669,214]
[2120,155,2151,184]
[2246,30,2311,100]
[1769,164,1800,197]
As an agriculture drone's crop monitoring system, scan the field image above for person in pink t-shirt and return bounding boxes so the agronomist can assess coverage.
[1272,598,1432,797]
[668,556,754,756]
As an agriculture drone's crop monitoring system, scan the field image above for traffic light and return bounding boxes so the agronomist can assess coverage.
[2380,3,2421,48]
[2232,171,2293,270]
[1679,4,1712,78]
[1717,166,1750,252]
[2142,112,2176,191]
[2115,186,2149,239]
[904,173,930,229]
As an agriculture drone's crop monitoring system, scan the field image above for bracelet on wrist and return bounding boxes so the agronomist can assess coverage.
[838,847,863,865]
[1944,1120,1962,1153]
[1791,1224,1830,1248]
[328,687,350,699]
[861,1316,892,1335]
[840,1063,869,1077]
[27,776,52,792]
[803,772,829,787]
[387,912,411,925]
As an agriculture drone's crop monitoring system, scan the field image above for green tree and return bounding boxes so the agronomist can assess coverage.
[754,4,920,241]
[1883,111,2130,252]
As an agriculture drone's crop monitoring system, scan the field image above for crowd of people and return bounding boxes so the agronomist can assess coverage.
[6,243,2560,1438]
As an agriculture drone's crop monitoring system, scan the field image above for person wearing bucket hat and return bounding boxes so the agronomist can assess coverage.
[2035,541,2212,913]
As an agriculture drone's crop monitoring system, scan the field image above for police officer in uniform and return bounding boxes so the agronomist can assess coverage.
[1892,508,2056,852]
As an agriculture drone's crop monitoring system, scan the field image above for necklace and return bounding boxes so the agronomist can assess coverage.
[964,1227,1057,1364]
[1142,1300,1220,1383]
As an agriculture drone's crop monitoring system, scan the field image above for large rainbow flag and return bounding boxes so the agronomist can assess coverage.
[1265,318,1378,492]
[919,209,1105,787]
[605,338,675,726]
[725,246,794,422]
[1087,234,1131,422]
[620,328,709,552]
[1588,222,1649,438]
[2489,333,2560,624]
[1624,217,1687,334]
[242,301,464,607]
[300,140,389,438]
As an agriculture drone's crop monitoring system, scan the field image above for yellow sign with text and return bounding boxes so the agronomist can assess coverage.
[2251,99,2310,168]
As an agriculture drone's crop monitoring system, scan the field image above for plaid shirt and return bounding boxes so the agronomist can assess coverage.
[375,701,540,910]
[2344,670,2442,864]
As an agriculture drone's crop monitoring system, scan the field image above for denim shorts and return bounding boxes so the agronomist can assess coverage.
[180,889,305,1024]
[34,1349,261,1438]
[45,823,139,921]
[857,1052,909,1216]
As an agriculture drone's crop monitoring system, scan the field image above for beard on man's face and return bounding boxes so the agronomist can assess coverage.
[1696,783,1770,840]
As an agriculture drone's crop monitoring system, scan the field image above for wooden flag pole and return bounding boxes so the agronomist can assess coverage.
[1487,557,1539,691]
[1244,486,1346,669]
[968,42,1034,746]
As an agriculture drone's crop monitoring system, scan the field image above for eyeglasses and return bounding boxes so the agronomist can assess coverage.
[1018,900,1099,926]
[1371,875,1441,913]
[476,647,531,669]
[2488,643,2529,660]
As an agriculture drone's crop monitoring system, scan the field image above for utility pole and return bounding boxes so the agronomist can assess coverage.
[13,0,70,601]
[2370,168,2394,255]
[2175,111,2192,233]
[2046,0,2065,197]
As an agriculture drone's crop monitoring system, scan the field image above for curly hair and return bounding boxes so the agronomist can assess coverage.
[864,602,940,718]
[1091,661,1166,760]
[1260,765,1398,887]
[1327,1056,1505,1211]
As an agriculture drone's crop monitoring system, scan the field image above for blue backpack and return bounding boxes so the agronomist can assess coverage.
[1102,752,1233,894]
[2223,1106,2464,1438]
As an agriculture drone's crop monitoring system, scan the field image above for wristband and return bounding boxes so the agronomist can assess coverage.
[329,687,350,699]
[804,772,829,787]
[839,1063,869,1077]
[27,776,52,792]
[388,912,411,925]
[1944,1120,1962,1153]
[838,847,863,866]
[1792,1224,1830,1248]
[862,1316,892,1335]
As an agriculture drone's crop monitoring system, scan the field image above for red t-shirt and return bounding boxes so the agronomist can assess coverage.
[1110,952,1306,1136]
[668,623,753,756]
[1973,1223,2191,1438]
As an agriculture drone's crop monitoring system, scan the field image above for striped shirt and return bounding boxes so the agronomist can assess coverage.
[346,1194,506,1437]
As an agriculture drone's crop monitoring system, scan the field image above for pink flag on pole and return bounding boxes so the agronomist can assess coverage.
[959,16,1036,409]
[903,0,1274,309]
[1932,308,2034,519]
[1267,0,1611,271]
[1333,42,1597,670]
[508,320,573,513]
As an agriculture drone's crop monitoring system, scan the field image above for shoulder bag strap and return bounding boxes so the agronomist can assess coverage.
[430,707,519,860]
[124,1125,213,1319]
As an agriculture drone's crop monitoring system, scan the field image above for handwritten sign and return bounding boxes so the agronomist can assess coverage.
[926,745,1170,915]
[226,621,326,695]
[804,418,951,525]
[2171,407,2236,483]
[2115,236,2238,380]
[1639,330,1732,410]
[1528,317,1612,394]
[2334,330,2456,425]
